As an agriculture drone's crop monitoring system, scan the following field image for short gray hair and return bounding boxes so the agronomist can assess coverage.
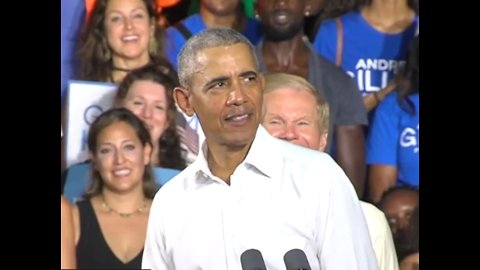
[177,28,259,87]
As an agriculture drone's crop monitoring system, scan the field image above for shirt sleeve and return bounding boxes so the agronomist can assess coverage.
[367,94,400,166]
[315,159,378,270]
[335,72,368,125]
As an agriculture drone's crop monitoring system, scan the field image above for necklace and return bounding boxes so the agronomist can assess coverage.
[101,197,147,218]
[112,66,133,72]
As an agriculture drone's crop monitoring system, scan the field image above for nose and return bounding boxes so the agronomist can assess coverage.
[397,217,410,231]
[226,82,246,106]
[141,105,152,119]
[114,150,125,164]
[280,123,298,141]
[124,17,133,30]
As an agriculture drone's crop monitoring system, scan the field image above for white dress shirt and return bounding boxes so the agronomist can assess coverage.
[142,126,378,270]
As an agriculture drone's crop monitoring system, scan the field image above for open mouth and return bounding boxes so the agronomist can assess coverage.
[272,10,290,25]
[112,168,132,177]
[122,35,139,42]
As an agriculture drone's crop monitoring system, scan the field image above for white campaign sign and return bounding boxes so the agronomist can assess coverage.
[65,80,117,167]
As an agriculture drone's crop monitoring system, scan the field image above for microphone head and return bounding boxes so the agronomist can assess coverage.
[283,249,312,270]
[240,249,267,270]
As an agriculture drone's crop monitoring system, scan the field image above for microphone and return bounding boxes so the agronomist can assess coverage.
[283,249,312,270]
[240,249,267,270]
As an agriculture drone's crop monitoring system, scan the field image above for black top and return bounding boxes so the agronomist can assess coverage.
[76,200,143,269]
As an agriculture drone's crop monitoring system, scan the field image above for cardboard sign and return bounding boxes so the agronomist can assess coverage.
[65,80,117,167]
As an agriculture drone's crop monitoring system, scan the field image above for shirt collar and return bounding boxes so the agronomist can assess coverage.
[190,125,280,181]
[189,140,217,183]
[243,125,279,178]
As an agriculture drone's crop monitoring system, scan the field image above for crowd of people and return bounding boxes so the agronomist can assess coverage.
[61,0,419,269]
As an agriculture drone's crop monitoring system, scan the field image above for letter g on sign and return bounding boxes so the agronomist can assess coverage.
[84,105,104,125]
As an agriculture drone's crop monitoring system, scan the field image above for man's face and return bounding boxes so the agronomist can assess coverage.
[262,88,327,151]
[256,0,306,41]
[182,43,264,148]
[381,190,419,237]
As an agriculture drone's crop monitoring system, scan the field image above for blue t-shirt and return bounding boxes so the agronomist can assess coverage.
[61,0,85,103]
[163,14,262,70]
[366,92,419,187]
[313,11,418,96]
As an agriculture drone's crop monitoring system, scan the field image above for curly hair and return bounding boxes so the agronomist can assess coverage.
[115,63,186,170]
[76,0,172,82]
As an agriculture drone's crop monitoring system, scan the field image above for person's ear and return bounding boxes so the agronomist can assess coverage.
[254,1,260,20]
[304,0,312,17]
[318,132,328,152]
[174,87,195,117]
[143,143,152,165]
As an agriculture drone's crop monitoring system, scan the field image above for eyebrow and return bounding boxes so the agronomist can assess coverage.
[205,70,258,85]
[265,113,285,120]
[265,113,314,121]
[107,7,147,15]
[130,96,166,102]
[99,139,135,147]
[240,70,258,77]
[205,76,230,87]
